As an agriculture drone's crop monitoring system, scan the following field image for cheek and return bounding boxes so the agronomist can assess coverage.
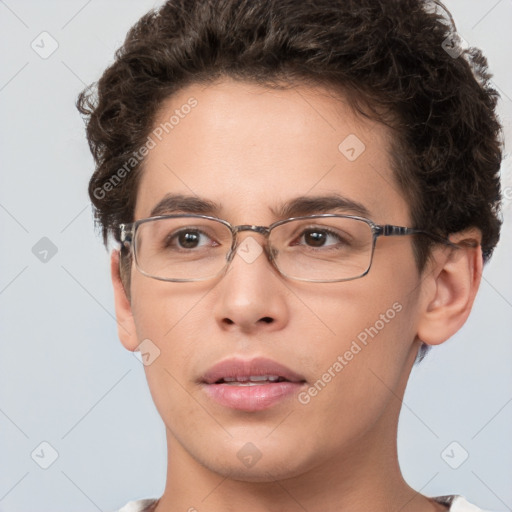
[130,272,206,339]
[292,263,421,423]
[129,279,203,425]
[291,301,418,451]
[129,276,200,380]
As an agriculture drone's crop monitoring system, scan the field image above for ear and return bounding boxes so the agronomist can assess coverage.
[111,249,139,351]
[417,228,483,346]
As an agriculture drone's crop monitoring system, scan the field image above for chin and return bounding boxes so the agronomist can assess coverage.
[209,463,304,483]
[197,447,313,483]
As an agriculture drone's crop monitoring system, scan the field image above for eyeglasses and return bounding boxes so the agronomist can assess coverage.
[119,214,456,283]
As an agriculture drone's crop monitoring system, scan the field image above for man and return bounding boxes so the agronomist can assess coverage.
[77,0,503,510]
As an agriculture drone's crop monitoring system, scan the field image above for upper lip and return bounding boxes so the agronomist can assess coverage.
[200,357,307,384]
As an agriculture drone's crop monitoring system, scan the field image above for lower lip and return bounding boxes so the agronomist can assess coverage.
[202,382,304,411]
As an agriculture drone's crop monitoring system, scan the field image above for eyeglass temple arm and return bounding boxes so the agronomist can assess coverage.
[376,225,476,248]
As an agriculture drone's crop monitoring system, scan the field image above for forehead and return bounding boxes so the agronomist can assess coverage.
[135,78,409,224]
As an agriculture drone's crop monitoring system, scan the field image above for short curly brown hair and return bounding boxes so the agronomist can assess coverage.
[77,0,502,270]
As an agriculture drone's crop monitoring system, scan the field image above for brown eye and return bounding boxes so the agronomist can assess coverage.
[165,229,213,250]
[177,231,201,248]
[303,229,328,247]
[292,228,347,249]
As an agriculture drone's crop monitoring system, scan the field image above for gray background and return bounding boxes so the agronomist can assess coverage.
[0,1,511,511]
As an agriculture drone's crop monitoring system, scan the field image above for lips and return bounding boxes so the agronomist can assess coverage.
[201,357,306,385]
[200,357,307,412]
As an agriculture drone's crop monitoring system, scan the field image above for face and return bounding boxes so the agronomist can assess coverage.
[120,78,428,482]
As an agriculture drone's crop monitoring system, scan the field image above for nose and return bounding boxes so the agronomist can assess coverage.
[213,232,290,334]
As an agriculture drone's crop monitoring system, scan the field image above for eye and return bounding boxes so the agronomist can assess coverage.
[293,228,348,248]
[165,228,216,250]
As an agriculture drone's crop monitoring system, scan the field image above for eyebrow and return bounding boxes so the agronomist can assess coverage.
[149,193,370,219]
[271,193,370,218]
[150,193,221,217]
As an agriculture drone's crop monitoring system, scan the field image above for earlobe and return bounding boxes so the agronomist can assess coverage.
[417,229,483,346]
[111,250,139,351]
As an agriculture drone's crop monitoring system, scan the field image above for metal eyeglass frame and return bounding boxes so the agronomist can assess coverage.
[119,213,459,283]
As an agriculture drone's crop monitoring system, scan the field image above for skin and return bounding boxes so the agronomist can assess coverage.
[111,78,483,512]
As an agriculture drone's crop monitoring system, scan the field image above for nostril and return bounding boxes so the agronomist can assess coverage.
[260,317,273,323]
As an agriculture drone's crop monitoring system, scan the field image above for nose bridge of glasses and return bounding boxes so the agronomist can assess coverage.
[228,224,277,261]
[233,224,270,236]
[233,224,273,247]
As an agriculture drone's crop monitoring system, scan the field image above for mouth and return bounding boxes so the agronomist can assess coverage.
[200,357,307,411]
[214,375,290,385]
